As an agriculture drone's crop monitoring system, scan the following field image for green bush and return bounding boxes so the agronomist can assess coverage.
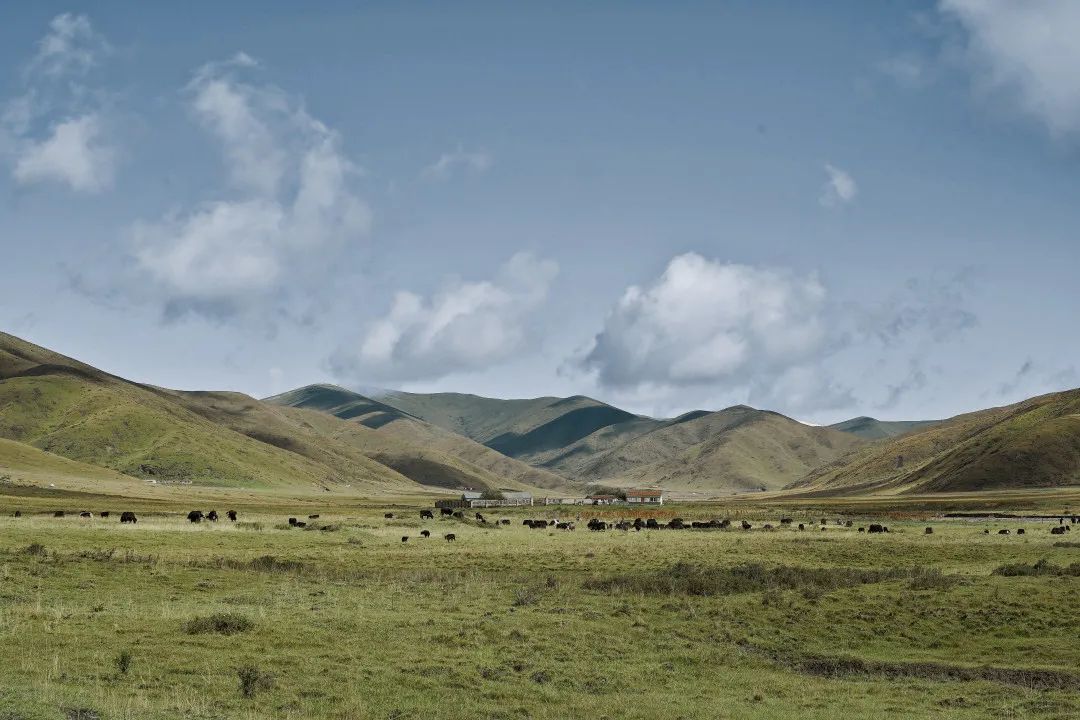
[184,612,254,636]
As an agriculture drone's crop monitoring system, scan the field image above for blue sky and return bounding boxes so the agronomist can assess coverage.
[1,1,1077,423]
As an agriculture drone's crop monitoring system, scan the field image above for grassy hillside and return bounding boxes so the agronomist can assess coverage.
[557,406,865,493]
[370,388,864,494]
[829,416,940,441]
[265,385,568,490]
[0,332,537,496]
[791,388,1080,495]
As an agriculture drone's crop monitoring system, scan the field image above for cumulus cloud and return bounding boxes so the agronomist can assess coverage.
[130,54,371,321]
[576,254,829,392]
[940,0,1080,136]
[420,145,493,181]
[1,14,115,192]
[820,163,857,207]
[331,253,558,382]
[571,254,982,418]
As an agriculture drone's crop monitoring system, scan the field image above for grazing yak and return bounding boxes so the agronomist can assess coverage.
[53,511,65,518]
[401,536,409,543]
[1017,528,1025,535]
[668,518,686,530]
[100,512,110,518]
[1050,526,1067,535]
[227,510,238,521]
[420,510,434,520]
[444,533,457,542]
[475,513,486,522]
[420,530,430,538]
[295,521,307,528]
[120,511,138,524]
[925,527,933,534]
[780,518,793,526]
[207,510,219,522]
[288,517,298,526]
[500,519,511,525]
[587,518,607,532]
[798,523,805,531]
[998,529,1010,535]
[440,508,454,516]
[453,511,465,519]
[857,527,865,533]
[79,511,93,519]
[741,520,752,530]
[308,514,319,520]
[13,511,22,518]
[868,524,885,534]
[187,510,204,523]
[384,513,394,519]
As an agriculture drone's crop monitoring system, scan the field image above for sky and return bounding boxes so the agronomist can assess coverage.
[0,0,1078,424]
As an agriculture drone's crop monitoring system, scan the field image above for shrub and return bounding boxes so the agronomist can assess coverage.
[908,567,966,591]
[992,559,1080,577]
[237,664,275,698]
[512,586,540,607]
[184,612,254,635]
[583,562,941,597]
[115,650,133,675]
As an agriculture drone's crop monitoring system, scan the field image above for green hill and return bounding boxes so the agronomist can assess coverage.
[265,385,568,490]
[555,406,865,493]
[789,388,1080,495]
[828,416,940,441]
[0,332,553,496]
[365,389,864,494]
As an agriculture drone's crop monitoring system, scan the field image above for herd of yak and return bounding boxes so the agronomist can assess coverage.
[10,508,1078,540]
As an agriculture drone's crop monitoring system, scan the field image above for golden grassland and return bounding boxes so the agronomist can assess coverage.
[0,486,1078,719]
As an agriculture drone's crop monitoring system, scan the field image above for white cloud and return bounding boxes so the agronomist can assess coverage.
[820,163,857,207]
[941,0,1080,136]
[13,114,114,192]
[420,145,493,181]
[2,14,115,193]
[131,55,371,320]
[577,254,829,391]
[28,13,108,78]
[332,253,558,382]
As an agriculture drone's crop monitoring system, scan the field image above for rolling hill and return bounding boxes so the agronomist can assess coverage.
[0,332,558,496]
[358,388,866,494]
[789,388,1080,495]
[264,385,567,490]
[828,416,940,441]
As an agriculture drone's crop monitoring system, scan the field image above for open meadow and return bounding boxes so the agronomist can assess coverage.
[1,491,1078,720]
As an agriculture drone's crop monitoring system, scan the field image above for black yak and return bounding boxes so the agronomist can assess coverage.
[384,513,394,519]
[187,510,204,523]
[420,510,434,520]
[79,511,92,518]
[100,511,110,518]
[206,510,219,521]
[401,536,409,543]
[925,527,933,534]
[227,510,238,521]
[445,533,457,542]
[120,511,138,524]
[440,508,454,516]
[288,517,298,526]
[420,530,430,538]
[741,520,752,530]
[53,511,65,518]
[308,514,320,520]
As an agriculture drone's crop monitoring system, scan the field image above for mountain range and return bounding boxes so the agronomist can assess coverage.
[2,330,1079,498]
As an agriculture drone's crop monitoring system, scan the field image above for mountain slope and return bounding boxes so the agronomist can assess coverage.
[828,416,940,441]
[265,385,568,490]
[556,406,864,492]
[0,332,544,495]
[369,388,864,493]
[790,388,1080,495]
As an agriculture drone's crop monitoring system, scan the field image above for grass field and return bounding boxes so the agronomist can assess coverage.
[1,492,1078,719]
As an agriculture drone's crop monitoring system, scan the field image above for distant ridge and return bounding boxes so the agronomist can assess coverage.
[829,416,940,441]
